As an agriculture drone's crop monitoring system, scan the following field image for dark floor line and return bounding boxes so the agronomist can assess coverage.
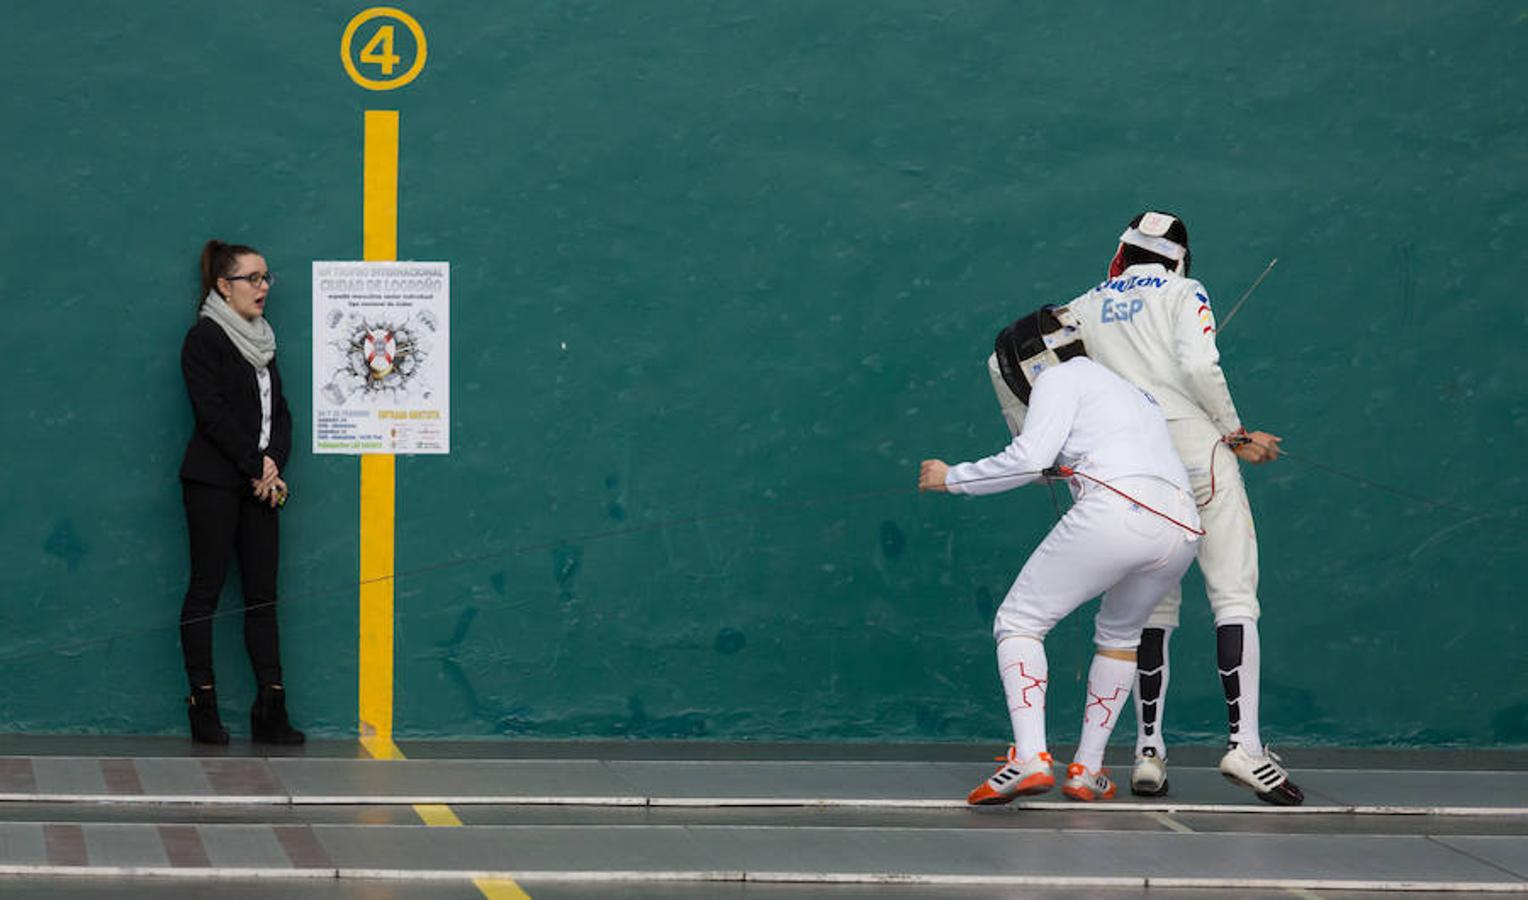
[1424,833,1528,882]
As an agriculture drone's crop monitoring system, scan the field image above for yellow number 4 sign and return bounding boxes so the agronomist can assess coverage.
[361,26,402,75]
[342,7,428,91]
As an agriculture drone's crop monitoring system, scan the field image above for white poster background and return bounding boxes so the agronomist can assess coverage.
[311,261,450,454]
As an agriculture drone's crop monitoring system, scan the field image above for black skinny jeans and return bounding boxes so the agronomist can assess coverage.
[180,481,283,688]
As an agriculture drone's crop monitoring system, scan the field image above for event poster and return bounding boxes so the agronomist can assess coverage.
[311,261,450,454]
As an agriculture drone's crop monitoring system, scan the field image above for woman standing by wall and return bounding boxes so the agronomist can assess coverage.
[178,240,304,745]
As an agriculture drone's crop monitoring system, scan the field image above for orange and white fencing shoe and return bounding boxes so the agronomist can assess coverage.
[1062,762,1117,801]
[966,747,1055,805]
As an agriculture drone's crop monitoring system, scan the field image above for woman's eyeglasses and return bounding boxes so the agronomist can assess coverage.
[226,272,275,288]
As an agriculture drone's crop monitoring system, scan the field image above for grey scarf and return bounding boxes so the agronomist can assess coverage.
[199,289,276,370]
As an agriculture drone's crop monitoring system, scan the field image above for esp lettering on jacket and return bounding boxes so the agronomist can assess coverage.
[1093,273,1166,325]
[1100,297,1144,323]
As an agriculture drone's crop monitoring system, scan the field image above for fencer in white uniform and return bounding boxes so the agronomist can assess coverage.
[921,321,1200,805]
[1059,210,1303,805]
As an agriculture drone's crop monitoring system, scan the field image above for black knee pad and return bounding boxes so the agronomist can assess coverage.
[1138,628,1167,671]
[1217,623,1245,671]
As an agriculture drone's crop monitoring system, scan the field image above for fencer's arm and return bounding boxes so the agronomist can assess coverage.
[945,366,1075,496]
[987,352,1026,437]
[1174,283,1244,436]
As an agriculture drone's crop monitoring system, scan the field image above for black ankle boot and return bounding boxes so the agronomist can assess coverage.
[250,684,305,745]
[187,686,230,745]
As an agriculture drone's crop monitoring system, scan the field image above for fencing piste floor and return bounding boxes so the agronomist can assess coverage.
[0,737,1523,898]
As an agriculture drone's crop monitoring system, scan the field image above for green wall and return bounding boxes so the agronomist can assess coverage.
[2,2,1523,746]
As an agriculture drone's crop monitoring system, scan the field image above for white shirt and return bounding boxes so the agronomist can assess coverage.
[1065,263,1243,435]
[947,356,1191,497]
[256,368,272,451]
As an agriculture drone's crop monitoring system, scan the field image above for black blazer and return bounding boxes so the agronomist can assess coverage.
[179,318,293,488]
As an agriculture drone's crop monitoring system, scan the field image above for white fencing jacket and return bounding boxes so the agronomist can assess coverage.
[1064,263,1243,436]
[947,357,1191,498]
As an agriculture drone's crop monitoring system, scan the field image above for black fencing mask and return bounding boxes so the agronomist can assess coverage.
[993,305,1087,405]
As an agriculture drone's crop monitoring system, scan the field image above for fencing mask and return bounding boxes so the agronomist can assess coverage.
[993,305,1087,405]
[1108,210,1190,278]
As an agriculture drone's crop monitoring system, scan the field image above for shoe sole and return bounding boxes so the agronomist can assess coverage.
[967,774,1055,805]
[1220,772,1305,807]
[1062,785,1116,802]
[1129,777,1169,798]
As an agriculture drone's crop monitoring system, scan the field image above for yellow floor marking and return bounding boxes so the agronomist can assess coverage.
[474,879,533,899]
[359,735,405,761]
[358,737,530,898]
[412,803,464,827]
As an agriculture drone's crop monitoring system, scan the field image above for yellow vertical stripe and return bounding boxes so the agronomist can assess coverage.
[359,109,399,745]
[356,104,528,900]
[363,110,399,261]
[358,453,395,740]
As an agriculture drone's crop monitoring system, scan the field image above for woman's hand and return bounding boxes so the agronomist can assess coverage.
[253,455,281,500]
[267,477,288,508]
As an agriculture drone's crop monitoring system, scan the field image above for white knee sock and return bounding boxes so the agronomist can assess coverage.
[1076,654,1136,772]
[1133,627,1172,759]
[996,636,1048,761]
[1217,616,1263,756]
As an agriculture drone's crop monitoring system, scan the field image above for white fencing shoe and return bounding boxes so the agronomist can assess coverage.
[1219,745,1305,806]
[1130,748,1169,797]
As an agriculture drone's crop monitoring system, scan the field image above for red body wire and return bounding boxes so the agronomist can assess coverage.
[1045,465,1206,537]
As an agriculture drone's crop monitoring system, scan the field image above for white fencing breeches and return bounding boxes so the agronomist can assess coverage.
[1146,415,1262,628]
[994,478,1200,649]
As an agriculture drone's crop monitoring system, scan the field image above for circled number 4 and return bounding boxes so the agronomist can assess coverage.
[360,26,402,75]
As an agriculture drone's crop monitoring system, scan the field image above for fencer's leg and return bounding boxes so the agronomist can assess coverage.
[969,496,1140,806]
[991,491,1140,755]
[1217,616,1262,755]
[1213,614,1301,802]
[1133,625,1173,760]
[1131,626,1173,796]
[1134,578,1181,795]
[997,636,1049,761]
[1185,425,1265,748]
[1075,652,1136,773]
[1189,431,1304,806]
[1073,505,1198,804]
[966,634,1059,805]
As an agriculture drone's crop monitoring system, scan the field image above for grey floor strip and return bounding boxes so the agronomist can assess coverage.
[273,825,334,870]
[0,757,37,792]
[2,825,1525,890]
[200,759,280,797]
[98,759,142,796]
[84,820,168,868]
[157,824,210,868]
[33,757,105,795]
[1431,835,1528,880]
[0,756,1524,815]
[42,823,87,866]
